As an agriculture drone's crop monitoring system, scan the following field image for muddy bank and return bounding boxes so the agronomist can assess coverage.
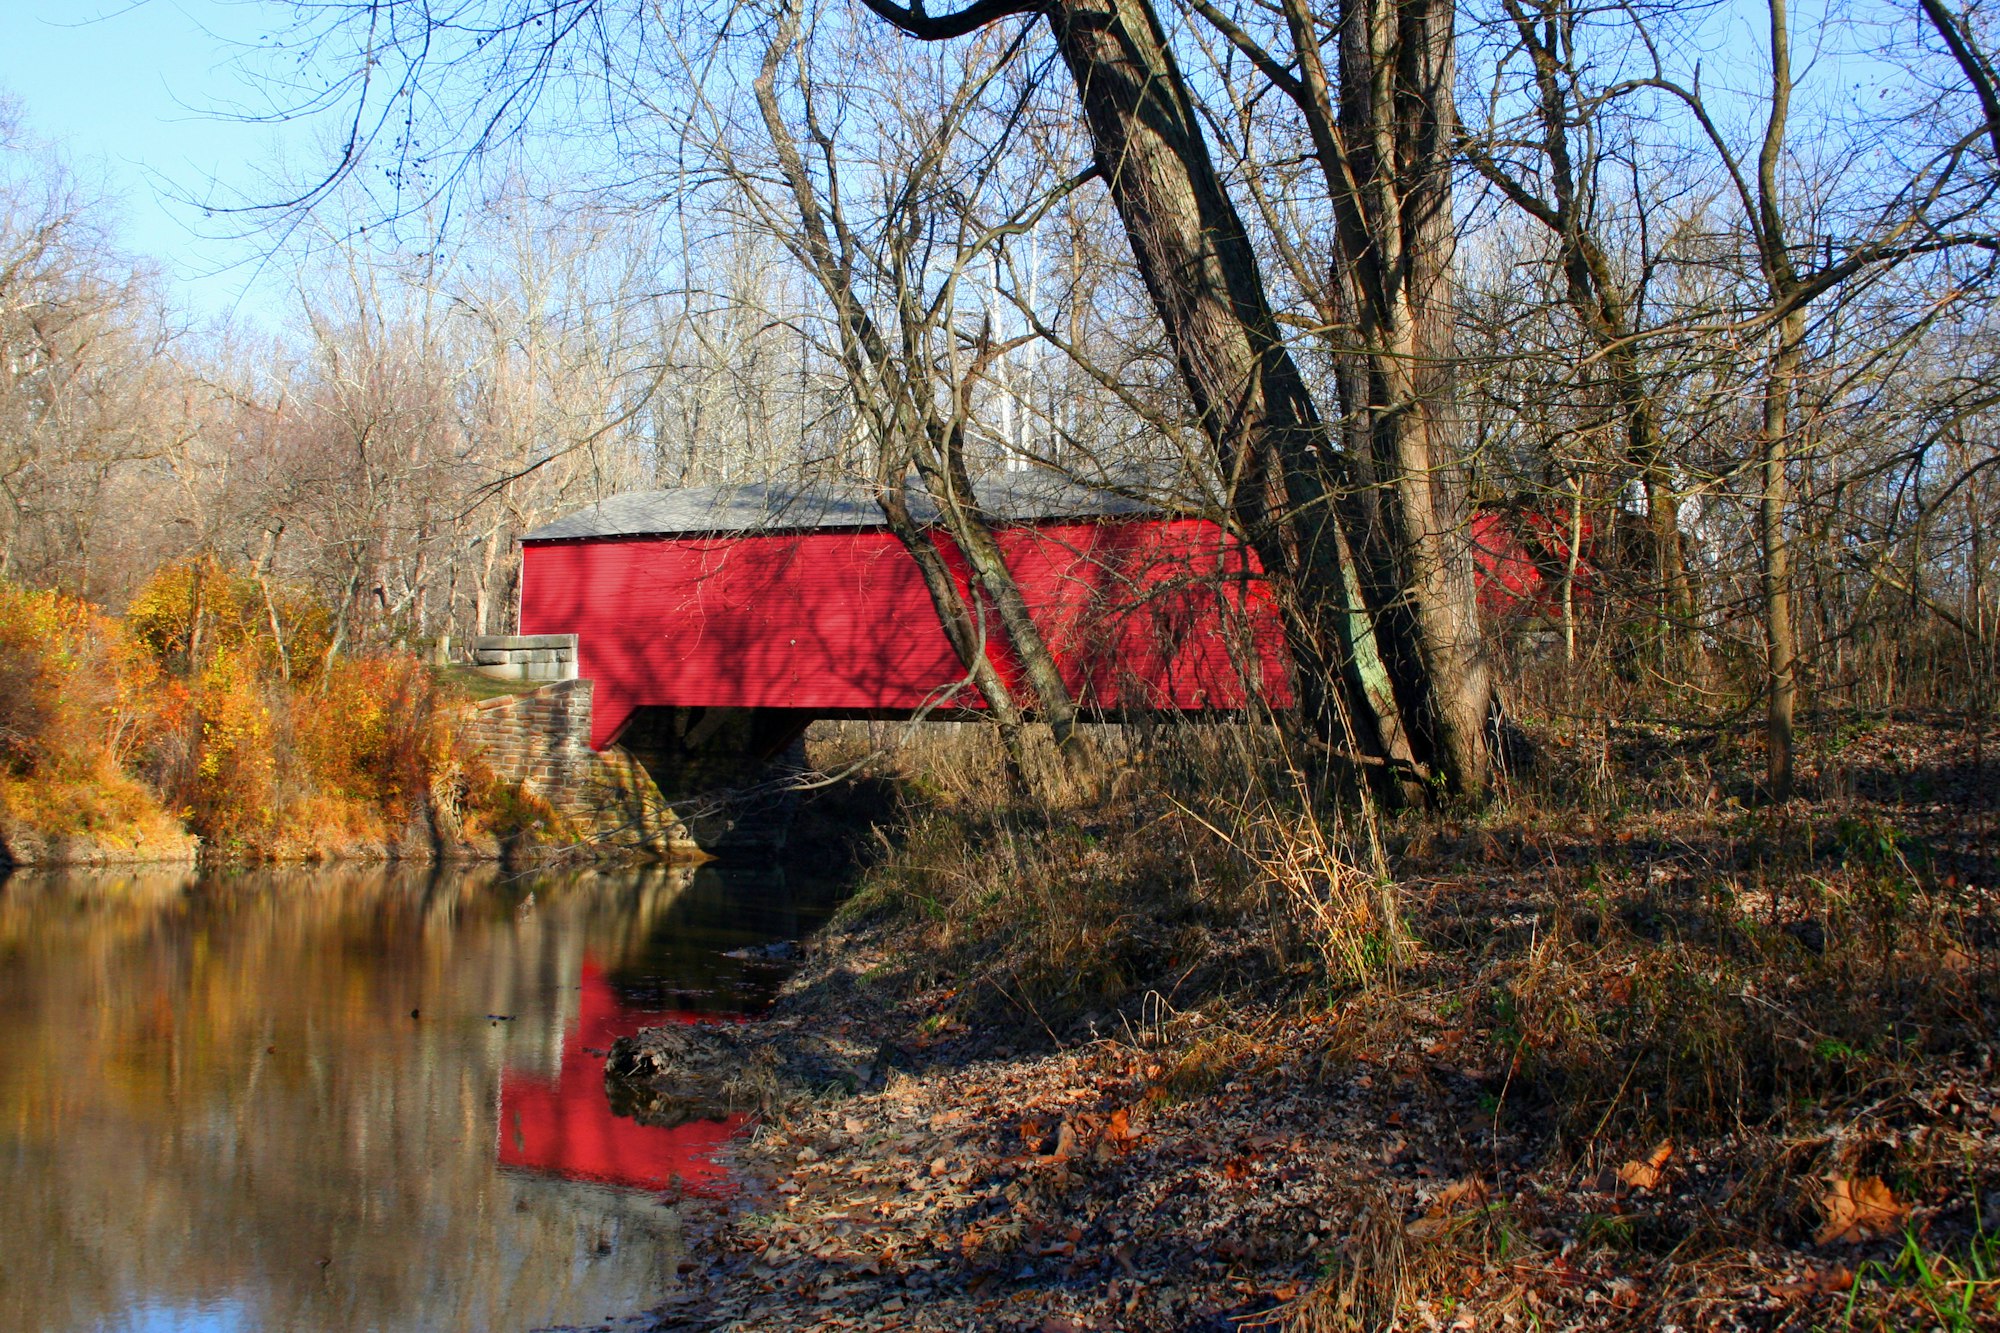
[0,819,199,869]
[0,797,735,870]
[0,821,711,871]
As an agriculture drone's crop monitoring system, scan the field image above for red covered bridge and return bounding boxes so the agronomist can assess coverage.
[513,476,1583,783]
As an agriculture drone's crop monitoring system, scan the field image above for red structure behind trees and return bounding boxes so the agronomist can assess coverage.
[521,515,1294,750]
[515,482,1595,753]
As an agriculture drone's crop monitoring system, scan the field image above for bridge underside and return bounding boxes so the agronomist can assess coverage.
[602,701,1249,807]
[611,705,816,795]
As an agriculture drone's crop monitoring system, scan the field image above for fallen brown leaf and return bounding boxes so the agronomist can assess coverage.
[1768,1264,1856,1301]
[1434,1177,1491,1211]
[1815,1175,1908,1245]
[1616,1139,1673,1191]
[1408,1177,1490,1236]
[1052,1120,1080,1161]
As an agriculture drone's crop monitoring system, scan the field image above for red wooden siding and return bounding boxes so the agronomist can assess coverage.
[1469,508,1596,618]
[519,517,1294,749]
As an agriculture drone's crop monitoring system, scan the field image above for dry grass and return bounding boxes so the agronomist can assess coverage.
[776,706,1997,1329]
[810,717,1406,1039]
[1178,792,1402,989]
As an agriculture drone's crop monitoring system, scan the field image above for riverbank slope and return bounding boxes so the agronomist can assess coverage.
[615,713,1999,1332]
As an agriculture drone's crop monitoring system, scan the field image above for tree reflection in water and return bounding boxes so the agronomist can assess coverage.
[0,860,838,1333]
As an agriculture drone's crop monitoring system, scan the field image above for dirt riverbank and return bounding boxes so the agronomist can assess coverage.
[608,715,1999,1332]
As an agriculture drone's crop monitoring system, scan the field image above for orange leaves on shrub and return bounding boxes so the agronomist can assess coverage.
[0,567,483,858]
[293,654,457,826]
[0,582,157,778]
[0,582,176,837]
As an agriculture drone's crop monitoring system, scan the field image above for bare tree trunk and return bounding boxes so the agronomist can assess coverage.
[1465,0,1692,667]
[1018,0,1490,794]
[876,450,1034,769]
[1761,310,1804,800]
[253,520,292,684]
[473,516,506,636]
[1327,0,1493,796]
[1033,0,1420,786]
[1756,0,1803,800]
[1562,473,1583,664]
[921,408,1082,746]
[747,6,1071,775]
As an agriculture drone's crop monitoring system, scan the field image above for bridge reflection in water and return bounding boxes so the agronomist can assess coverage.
[0,859,840,1333]
[497,962,745,1195]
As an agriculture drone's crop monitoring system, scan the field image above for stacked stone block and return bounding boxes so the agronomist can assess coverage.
[471,634,580,682]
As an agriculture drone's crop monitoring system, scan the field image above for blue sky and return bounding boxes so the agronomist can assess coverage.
[2,1,301,323]
[0,0,1939,329]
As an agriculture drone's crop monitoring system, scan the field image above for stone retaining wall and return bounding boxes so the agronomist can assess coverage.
[463,680,698,856]
[460,681,798,857]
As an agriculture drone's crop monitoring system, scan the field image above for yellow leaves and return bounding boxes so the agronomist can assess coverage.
[0,582,128,779]
[1815,1175,1909,1246]
[126,557,334,685]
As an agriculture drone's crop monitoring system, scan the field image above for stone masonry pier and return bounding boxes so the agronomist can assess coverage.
[460,679,801,858]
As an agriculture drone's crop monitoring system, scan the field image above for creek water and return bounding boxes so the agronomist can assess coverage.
[0,860,842,1332]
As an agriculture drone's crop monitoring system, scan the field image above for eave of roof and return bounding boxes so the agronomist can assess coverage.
[519,472,1168,544]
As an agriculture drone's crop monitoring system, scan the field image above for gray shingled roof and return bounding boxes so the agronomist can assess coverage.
[519,471,1171,543]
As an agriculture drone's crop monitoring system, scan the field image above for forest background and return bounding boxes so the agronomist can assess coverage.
[3,0,1993,794]
[2,0,1998,1324]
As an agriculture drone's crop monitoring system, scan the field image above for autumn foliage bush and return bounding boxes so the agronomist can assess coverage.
[0,560,491,860]
[0,582,178,843]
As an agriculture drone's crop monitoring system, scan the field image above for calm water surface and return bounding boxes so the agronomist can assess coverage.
[0,861,841,1333]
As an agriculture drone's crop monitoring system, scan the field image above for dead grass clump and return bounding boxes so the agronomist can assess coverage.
[896,805,1231,1025]
[1252,1189,1414,1333]
[1151,1023,1271,1101]
[831,719,1416,1030]
[1498,936,1927,1153]
[1182,794,1402,990]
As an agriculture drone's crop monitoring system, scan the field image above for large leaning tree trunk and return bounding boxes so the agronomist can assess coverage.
[859,0,1495,797]
[1327,0,1494,797]
[1193,0,1493,791]
[1034,0,1418,782]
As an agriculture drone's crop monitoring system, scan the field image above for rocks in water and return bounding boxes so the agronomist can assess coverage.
[604,1016,882,1128]
[723,940,801,963]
